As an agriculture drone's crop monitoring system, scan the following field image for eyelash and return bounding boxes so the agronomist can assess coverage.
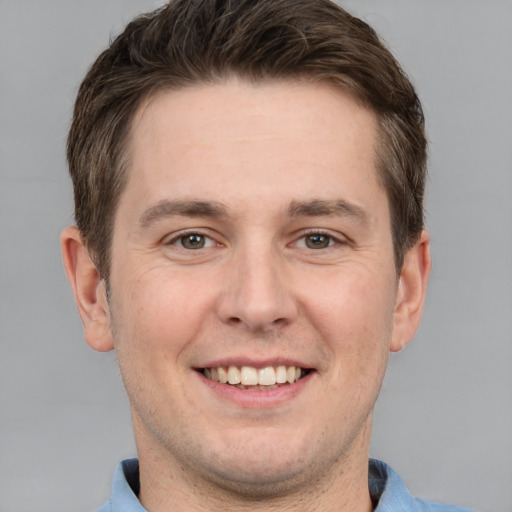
[293,230,345,250]
[167,231,217,250]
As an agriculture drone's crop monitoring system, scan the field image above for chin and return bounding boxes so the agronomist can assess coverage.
[186,432,344,499]
[198,457,318,499]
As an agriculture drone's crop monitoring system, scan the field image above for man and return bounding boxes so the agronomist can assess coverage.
[61,1,474,511]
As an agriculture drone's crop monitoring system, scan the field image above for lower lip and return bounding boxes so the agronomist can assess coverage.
[197,371,315,408]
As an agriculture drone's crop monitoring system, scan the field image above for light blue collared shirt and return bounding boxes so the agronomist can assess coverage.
[97,458,475,512]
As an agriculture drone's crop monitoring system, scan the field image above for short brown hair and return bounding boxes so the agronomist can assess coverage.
[67,0,426,279]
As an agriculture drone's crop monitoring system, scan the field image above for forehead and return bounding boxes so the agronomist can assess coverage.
[132,78,375,154]
[121,78,384,221]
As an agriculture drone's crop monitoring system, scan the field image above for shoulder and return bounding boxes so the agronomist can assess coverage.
[411,498,476,512]
[369,459,476,512]
[96,501,112,512]
[412,498,475,512]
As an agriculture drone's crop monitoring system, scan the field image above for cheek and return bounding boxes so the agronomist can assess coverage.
[108,273,208,414]
[303,268,396,371]
[109,268,217,361]
[309,267,395,331]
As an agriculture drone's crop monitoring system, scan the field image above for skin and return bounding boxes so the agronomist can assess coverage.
[62,79,431,512]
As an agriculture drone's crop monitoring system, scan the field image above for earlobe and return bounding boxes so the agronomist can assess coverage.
[390,230,431,352]
[61,226,114,352]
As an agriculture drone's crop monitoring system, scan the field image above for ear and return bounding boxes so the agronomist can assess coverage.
[390,230,431,352]
[61,226,114,352]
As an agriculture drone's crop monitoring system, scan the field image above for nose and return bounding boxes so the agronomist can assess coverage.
[216,242,298,332]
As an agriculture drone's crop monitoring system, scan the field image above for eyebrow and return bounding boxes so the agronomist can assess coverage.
[139,199,228,227]
[288,199,370,225]
[138,197,370,228]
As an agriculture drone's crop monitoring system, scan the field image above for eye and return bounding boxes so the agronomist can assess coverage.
[304,234,334,249]
[295,233,338,249]
[172,233,216,250]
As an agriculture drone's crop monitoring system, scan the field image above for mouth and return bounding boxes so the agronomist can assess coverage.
[199,365,312,390]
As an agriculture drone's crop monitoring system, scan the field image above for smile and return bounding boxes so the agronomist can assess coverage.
[201,365,309,389]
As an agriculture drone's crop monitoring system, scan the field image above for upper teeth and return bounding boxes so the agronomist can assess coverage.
[204,365,303,386]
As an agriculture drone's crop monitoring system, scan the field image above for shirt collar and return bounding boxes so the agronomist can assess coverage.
[370,458,417,511]
[100,459,145,512]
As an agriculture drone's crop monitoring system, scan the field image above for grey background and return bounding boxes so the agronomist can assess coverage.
[1,1,511,511]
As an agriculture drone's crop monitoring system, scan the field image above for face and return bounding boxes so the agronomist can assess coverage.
[70,79,429,497]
